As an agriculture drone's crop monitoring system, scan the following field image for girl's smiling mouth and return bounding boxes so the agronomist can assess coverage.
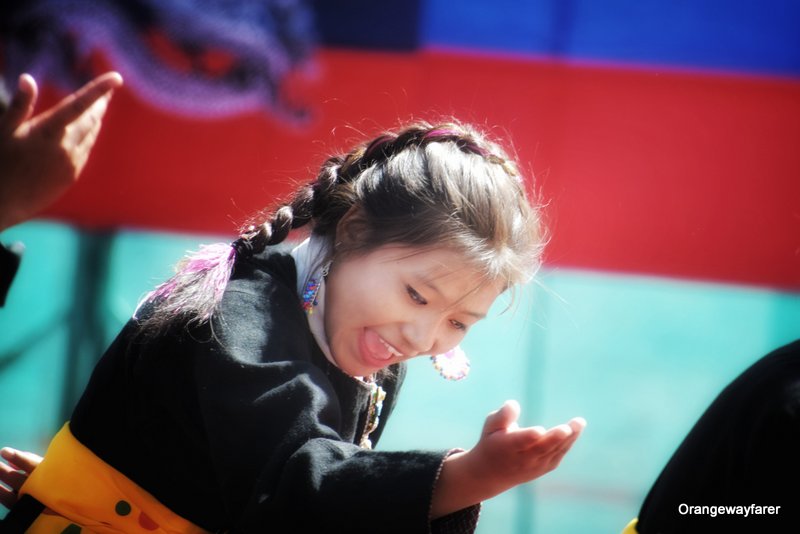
[378,336,404,358]
[360,328,405,368]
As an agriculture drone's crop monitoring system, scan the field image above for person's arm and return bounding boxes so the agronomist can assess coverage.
[431,400,586,518]
[191,280,455,533]
[173,275,584,532]
[0,71,123,231]
[0,448,41,510]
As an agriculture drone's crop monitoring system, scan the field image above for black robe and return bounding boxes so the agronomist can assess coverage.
[67,249,479,533]
[636,339,800,532]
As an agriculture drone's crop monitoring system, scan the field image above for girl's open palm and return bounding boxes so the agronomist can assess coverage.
[470,400,585,492]
[431,400,586,518]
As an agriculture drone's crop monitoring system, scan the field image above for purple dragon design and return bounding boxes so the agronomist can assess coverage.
[0,0,316,118]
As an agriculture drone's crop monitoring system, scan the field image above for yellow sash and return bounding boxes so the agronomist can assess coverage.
[621,518,638,533]
[19,424,208,534]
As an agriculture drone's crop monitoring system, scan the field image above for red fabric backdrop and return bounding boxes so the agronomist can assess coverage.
[42,49,800,290]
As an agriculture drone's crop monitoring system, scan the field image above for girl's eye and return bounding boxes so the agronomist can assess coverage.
[450,319,466,331]
[406,285,427,305]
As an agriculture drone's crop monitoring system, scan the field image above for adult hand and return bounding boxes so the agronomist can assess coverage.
[0,71,123,231]
[0,447,42,509]
[431,400,586,518]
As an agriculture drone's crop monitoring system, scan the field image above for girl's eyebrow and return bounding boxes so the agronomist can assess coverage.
[418,277,487,320]
[463,309,487,320]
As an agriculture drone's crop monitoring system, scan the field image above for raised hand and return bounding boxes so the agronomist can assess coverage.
[470,400,585,489]
[432,400,586,518]
[0,71,123,230]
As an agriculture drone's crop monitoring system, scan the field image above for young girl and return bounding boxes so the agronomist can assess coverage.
[2,120,585,533]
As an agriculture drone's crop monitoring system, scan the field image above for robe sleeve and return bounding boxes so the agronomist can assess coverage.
[636,339,800,532]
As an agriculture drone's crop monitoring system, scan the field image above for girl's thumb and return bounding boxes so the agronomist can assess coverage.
[482,399,521,436]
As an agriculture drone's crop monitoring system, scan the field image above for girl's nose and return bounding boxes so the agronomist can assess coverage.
[402,316,439,356]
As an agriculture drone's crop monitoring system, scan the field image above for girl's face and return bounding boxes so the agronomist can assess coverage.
[323,245,503,377]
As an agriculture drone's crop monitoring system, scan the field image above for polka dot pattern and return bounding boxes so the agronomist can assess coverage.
[115,500,132,516]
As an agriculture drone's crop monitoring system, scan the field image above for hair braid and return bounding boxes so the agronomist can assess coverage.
[239,180,316,254]
[139,119,543,334]
[341,122,518,180]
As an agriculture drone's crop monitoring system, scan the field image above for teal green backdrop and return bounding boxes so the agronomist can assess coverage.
[2,222,797,532]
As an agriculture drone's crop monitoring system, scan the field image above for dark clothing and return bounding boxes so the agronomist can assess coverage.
[637,339,800,533]
[63,249,476,533]
[0,242,22,306]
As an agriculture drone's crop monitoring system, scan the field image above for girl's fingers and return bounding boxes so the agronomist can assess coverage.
[568,417,587,433]
[482,400,521,436]
[503,425,567,457]
[546,429,584,469]
[517,417,586,454]
[539,418,586,467]
[505,425,547,450]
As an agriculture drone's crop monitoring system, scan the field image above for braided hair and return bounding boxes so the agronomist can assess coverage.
[137,120,544,333]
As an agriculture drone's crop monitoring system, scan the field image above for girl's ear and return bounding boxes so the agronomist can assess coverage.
[334,206,366,249]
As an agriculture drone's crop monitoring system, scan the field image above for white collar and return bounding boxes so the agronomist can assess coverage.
[290,236,336,366]
[290,236,374,383]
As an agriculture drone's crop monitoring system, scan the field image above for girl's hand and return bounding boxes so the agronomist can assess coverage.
[431,400,586,518]
[465,400,585,492]
[0,447,42,509]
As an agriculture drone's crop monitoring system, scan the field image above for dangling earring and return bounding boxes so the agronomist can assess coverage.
[302,261,331,315]
[431,346,470,381]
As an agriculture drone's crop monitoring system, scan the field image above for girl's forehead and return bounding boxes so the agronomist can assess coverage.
[376,245,476,274]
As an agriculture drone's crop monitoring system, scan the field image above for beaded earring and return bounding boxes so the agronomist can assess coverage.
[301,277,321,315]
[431,346,470,381]
[301,261,330,315]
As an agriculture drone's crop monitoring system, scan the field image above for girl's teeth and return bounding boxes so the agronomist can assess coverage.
[379,338,403,357]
